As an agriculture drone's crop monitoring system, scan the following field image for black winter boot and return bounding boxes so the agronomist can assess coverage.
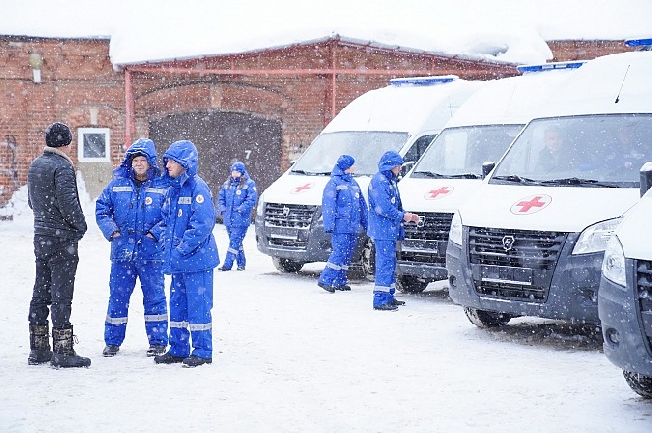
[51,326,91,368]
[28,324,53,365]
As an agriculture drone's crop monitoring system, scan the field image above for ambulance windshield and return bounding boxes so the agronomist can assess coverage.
[290,131,408,176]
[412,124,523,178]
[491,114,652,187]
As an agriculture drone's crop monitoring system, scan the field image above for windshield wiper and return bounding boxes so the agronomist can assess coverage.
[290,169,331,176]
[446,173,481,179]
[540,178,620,188]
[492,175,542,185]
[413,171,447,178]
[415,171,480,179]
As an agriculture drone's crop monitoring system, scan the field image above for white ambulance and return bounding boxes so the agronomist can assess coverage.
[395,61,585,293]
[446,43,652,327]
[255,76,481,274]
[600,162,652,398]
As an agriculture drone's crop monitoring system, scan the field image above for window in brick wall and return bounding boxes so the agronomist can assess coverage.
[77,128,110,162]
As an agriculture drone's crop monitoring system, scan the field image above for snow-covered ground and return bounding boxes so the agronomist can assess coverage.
[1,184,651,433]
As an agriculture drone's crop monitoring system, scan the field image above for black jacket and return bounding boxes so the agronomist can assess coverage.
[28,147,87,240]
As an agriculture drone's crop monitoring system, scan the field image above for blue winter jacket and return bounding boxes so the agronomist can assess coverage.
[322,163,368,234]
[95,138,168,263]
[367,151,406,241]
[217,168,258,228]
[160,140,220,274]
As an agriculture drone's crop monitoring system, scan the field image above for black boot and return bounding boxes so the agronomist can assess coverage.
[51,326,91,368]
[28,324,53,365]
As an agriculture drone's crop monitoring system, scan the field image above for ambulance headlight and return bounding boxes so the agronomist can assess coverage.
[256,193,265,215]
[602,235,626,288]
[572,217,622,255]
[449,211,463,246]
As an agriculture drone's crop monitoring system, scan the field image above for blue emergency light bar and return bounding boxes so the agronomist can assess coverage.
[516,61,586,73]
[625,38,652,47]
[390,75,458,86]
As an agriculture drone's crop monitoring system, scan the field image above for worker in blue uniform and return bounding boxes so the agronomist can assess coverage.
[317,155,368,292]
[367,151,420,311]
[95,138,169,357]
[217,161,257,271]
[154,140,220,367]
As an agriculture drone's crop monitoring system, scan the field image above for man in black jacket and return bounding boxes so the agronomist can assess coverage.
[27,122,91,368]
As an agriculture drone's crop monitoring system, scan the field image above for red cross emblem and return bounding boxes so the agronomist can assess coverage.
[510,194,552,215]
[424,186,453,200]
[290,183,313,194]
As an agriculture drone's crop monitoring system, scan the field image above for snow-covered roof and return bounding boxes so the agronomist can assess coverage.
[1,0,651,66]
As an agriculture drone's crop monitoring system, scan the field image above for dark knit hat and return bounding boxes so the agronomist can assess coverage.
[45,122,72,147]
[336,154,355,171]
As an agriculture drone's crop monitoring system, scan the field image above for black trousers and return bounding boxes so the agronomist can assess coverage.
[28,235,79,329]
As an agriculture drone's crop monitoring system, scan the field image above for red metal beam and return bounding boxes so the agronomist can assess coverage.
[126,66,468,76]
[124,69,135,147]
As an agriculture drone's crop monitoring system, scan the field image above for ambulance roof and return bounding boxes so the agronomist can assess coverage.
[321,76,482,135]
[534,50,652,117]
[444,61,585,128]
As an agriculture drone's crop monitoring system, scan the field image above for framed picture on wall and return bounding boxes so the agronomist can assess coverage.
[77,127,110,162]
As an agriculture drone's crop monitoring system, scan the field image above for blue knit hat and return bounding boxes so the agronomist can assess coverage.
[230,161,246,173]
[336,155,355,171]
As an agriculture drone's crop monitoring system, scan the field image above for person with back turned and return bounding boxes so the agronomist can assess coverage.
[27,122,91,368]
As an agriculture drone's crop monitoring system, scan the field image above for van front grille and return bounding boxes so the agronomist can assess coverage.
[635,260,652,352]
[467,226,567,302]
[264,203,316,228]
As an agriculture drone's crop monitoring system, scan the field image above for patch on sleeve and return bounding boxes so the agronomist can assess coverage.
[196,194,205,203]
[144,197,153,205]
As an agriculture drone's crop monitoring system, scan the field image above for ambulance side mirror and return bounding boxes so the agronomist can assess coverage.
[482,162,496,180]
[639,162,652,197]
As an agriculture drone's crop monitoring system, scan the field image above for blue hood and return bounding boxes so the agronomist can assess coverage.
[378,150,404,172]
[114,138,161,180]
[163,140,199,182]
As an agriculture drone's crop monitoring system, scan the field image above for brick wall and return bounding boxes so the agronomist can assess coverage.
[0,35,634,207]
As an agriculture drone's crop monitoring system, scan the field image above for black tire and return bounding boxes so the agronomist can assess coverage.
[623,370,652,399]
[271,257,304,273]
[463,307,511,328]
[396,275,428,293]
[361,238,375,282]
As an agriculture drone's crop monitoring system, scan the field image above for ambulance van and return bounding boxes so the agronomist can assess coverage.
[255,76,481,274]
[446,43,652,328]
[395,61,585,293]
[600,162,652,398]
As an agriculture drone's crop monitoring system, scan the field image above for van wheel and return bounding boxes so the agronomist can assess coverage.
[361,238,375,282]
[623,371,652,399]
[271,257,304,273]
[396,275,428,293]
[463,307,511,328]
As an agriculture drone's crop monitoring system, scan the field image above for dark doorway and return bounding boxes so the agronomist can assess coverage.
[149,110,282,199]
